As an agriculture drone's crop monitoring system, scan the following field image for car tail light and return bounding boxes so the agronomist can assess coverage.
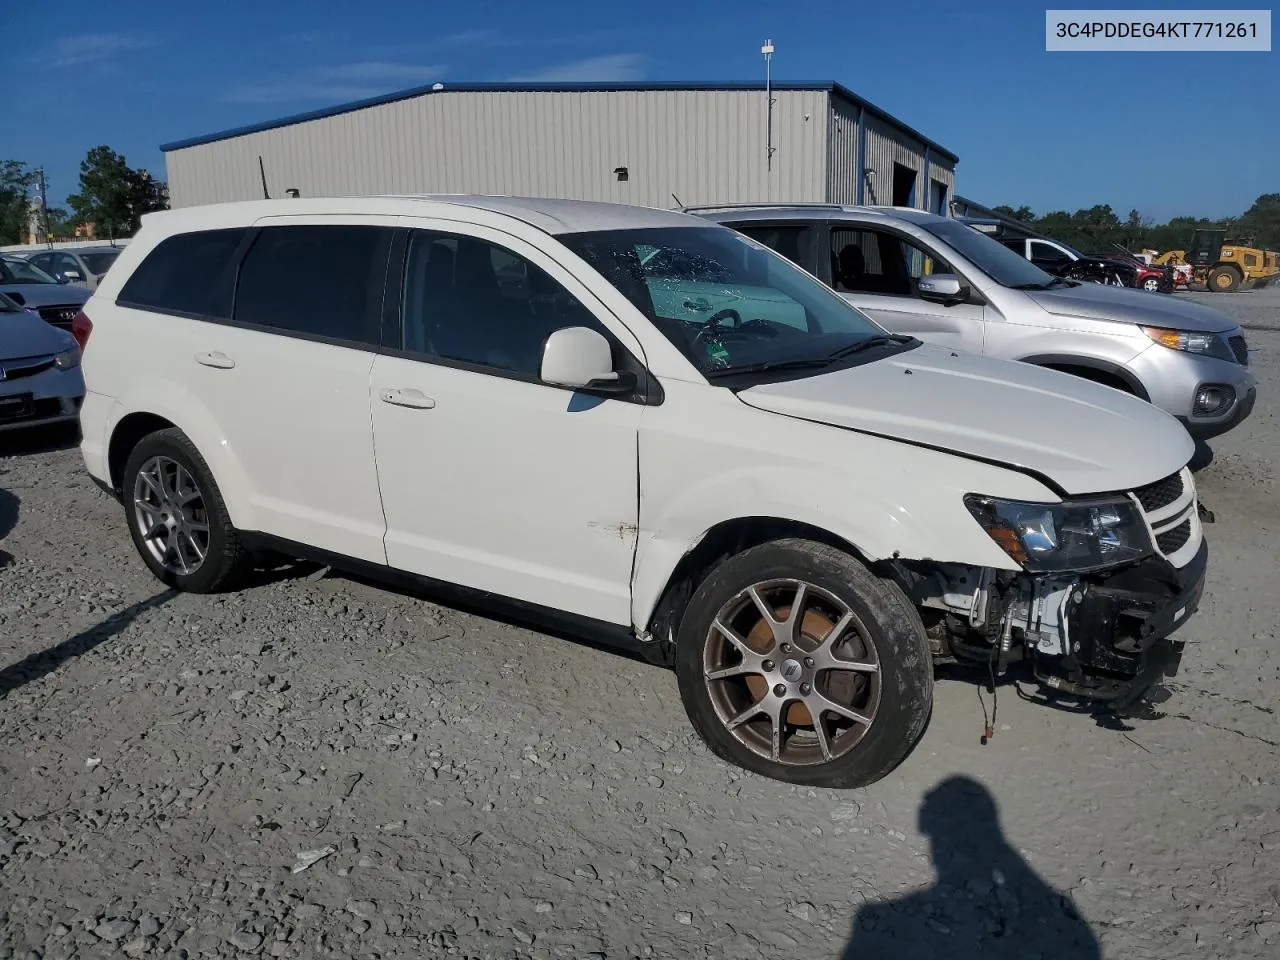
[71,309,93,350]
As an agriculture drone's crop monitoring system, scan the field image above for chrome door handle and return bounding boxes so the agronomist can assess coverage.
[379,388,436,409]
[195,351,235,369]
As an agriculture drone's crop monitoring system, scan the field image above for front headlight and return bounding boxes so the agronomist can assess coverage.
[53,346,81,370]
[964,494,1151,573]
[1142,326,1235,362]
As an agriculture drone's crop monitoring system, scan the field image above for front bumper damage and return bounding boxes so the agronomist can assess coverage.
[899,539,1209,709]
[1037,539,1207,706]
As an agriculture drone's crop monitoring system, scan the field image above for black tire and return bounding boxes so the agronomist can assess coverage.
[674,538,933,789]
[1142,277,1160,293]
[1208,266,1241,293]
[121,428,250,593]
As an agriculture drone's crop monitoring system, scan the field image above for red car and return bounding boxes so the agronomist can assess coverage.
[1103,247,1176,293]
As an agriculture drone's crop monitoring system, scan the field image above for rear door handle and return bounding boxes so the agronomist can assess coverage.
[195,351,235,369]
[379,388,436,409]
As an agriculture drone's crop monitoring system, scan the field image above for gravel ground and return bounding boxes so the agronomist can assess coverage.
[2,289,1278,960]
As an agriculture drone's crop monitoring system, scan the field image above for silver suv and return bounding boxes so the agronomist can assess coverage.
[690,204,1255,440]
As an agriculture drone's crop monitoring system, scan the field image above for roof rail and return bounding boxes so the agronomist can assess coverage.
[680,202,847,214]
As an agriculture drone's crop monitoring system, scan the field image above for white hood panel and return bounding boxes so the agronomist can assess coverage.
[737,344,1194,495]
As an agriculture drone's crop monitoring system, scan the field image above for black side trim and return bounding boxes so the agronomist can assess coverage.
[239,532,649,657]
[1019,353,1150,401]
[381,228,409,351]
[747,402,1071,498]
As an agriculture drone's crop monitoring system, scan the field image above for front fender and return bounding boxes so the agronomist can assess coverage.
[631,455,1039,633]
[106,380,258,532]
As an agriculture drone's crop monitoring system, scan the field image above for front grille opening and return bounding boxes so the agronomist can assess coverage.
[1229,335,1249,365]
[1156,519,1192,554]
[1134,472,1184,512]
[36,306,79,331]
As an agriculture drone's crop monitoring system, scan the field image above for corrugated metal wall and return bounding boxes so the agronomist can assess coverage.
[827,96,860,204]
[861,113,928,208]
[166,89,831,209]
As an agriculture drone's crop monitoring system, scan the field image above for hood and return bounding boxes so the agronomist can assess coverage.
[737,343,1193,496]
[0,283,91,310]
[1026,282,1235,332]
[0,307,77,360]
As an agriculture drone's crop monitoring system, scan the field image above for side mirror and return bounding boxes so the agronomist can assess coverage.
[540,326,635,394]
[917,273,967,306]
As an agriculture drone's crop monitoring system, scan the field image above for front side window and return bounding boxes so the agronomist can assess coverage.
[0,258,58,284]
[53,253,81,277]
[401,230,613,377]
[118,228,248,318]
[234,225,392,345]
[1029,241,1072,266]
[560,225,902,380]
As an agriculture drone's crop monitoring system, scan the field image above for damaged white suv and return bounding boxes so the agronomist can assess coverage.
[78,196,1208,788]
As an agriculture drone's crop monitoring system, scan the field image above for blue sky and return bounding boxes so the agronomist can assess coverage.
[6,0,1276,221]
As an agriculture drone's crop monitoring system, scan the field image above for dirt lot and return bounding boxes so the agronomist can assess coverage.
[2,289,1278,960]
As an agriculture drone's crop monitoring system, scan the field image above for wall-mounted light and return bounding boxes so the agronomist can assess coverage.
[614,166,629,182]
[286,188,300,198]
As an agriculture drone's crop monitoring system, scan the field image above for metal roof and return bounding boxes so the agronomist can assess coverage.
[159,81,959,163]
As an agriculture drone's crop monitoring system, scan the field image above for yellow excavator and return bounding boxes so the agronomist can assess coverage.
[1155,229,1280,292]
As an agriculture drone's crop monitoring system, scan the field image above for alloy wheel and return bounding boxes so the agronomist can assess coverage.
[132,455,211,576]
[702,578,881,766]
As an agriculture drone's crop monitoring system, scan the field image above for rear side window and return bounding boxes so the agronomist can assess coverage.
[117,228,247,318]
[234,225,392,346]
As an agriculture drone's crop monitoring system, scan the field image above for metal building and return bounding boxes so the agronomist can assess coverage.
[162,82,957,214]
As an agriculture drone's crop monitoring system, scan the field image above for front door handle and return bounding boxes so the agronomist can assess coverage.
[379,388,436,409]
[195,351,235,369]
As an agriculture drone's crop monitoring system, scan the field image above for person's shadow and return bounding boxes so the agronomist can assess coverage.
[842,776,1101,960]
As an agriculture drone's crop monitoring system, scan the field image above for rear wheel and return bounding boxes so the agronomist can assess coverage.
[122,428,250,593]
[1209,266,1241,292]
[1142,276,1161,292]
[674,538,933,788]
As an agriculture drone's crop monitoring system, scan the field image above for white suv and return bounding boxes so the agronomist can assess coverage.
[78,196,1208,788]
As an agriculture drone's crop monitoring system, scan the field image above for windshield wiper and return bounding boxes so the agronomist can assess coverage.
[826,333,917,361]
[705,357,835,378]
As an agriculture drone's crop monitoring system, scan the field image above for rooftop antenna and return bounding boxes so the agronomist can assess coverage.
[258,155,270,199]
[762,39,776,173]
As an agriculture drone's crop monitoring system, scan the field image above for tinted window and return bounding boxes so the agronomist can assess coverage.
[732,225,809,269]
[118,228,247,318]
[561,226,891,378]
[402,230,611,377]
[235,225,391,345]
[1029,241,1072,265]
[81,250,121,276]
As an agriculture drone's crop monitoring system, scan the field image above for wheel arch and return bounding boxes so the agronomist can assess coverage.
[1018,353,1150,401]
[635,515,880,667]
[103,388,258,530]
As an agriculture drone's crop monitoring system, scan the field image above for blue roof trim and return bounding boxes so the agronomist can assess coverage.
[159,80,958,163]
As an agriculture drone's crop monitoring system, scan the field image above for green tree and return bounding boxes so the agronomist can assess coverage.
[0,160,36,245]
[1237,193,1280,249]
[66,146,168,238]
[992,204,1035,222]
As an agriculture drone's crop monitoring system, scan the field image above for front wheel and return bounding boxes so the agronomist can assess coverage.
[674,539,933,788]
[1143,277,1161,292]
